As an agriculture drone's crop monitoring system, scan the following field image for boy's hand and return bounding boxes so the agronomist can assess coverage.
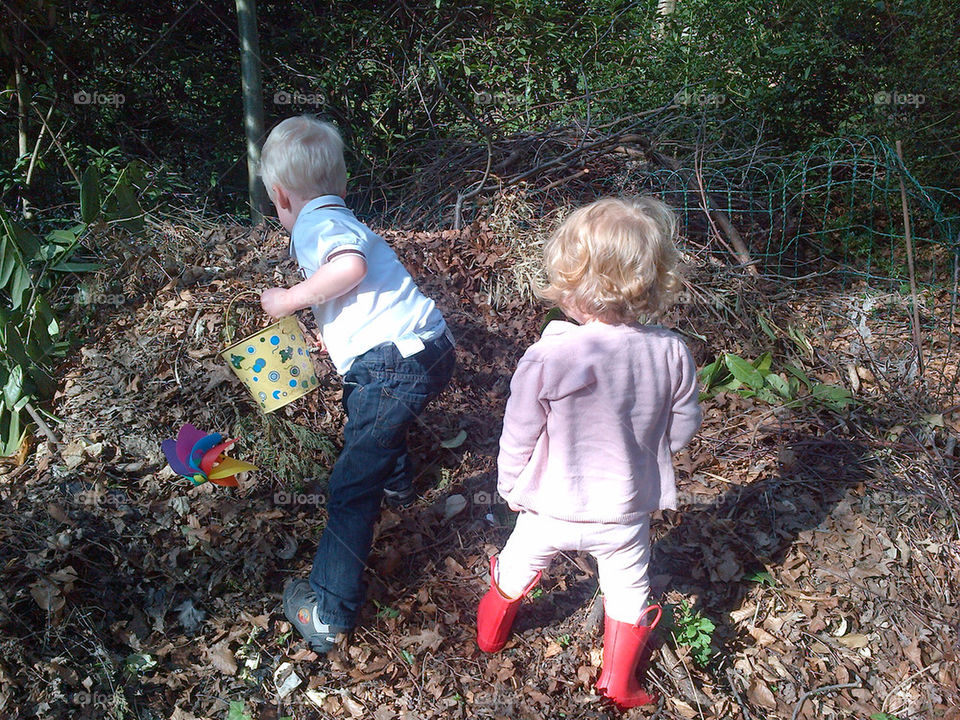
[260,288,290,318]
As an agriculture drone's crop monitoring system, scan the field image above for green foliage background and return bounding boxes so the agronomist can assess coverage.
[2,0,957,216]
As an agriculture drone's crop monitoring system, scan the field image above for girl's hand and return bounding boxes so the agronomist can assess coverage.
[260,288,289,318]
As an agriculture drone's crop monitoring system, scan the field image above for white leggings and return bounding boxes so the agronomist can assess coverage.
[496,511,651,624]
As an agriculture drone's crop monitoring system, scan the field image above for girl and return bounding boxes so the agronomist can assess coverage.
[476,197,702,709]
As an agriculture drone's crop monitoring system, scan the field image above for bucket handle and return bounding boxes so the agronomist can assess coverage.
[223,290,266,343]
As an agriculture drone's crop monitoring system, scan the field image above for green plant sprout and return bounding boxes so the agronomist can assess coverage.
[667,601,716,668]
[746,570,776,587]
[373,599,401,619]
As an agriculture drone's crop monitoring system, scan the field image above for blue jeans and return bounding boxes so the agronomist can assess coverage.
[309,333,455,627]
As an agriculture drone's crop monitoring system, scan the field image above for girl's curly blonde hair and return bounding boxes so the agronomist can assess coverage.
[538,196,681,323]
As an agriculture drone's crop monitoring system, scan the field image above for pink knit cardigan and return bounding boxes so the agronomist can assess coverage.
[497,320,702,523]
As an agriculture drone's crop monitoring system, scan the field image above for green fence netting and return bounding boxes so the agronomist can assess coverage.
[627,135,960,287]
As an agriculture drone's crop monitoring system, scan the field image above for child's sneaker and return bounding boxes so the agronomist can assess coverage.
[382,485,417,508]
[282,579,349,653]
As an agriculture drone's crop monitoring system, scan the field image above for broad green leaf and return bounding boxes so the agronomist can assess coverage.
[784,363,812,388]
[724,354,765,391]
[810,383,854,411]
[765,373,792,399]
[113,171,144,232]
[9,264,32,310]
[752,351,773,374]
[697,357,729,391]
[226,701,251,720]
[757,312,778,341]
[0,234,17,288]
[0,407,25,458]
[2,366,22,409]
[80,165,101,223]
[9,216,41,261]
[0,324,29,366]
[34,297,60,338]
[46,228,81,246]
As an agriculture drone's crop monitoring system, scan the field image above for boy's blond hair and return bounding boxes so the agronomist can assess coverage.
[539,196,681,322]
[259,116,347,201]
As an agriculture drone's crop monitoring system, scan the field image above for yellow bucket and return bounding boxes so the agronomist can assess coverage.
[220,315,320,413]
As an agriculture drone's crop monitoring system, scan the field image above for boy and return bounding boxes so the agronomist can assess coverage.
[258,116,455,652]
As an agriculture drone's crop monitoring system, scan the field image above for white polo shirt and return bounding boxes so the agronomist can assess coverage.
[290,196,448,374]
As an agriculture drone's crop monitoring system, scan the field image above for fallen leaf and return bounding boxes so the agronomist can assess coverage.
[576,665,596,686]
[544,641,563,658]
[208,641,237,675]
[342,694,365,717]
[47,503,74,526]
[748,626,779,647]
[747,677,777,709]
[669,698,698,718]
[399,627,444,654]
[836,633,869,649]
[30,580,64,612]
[730,604,756,623]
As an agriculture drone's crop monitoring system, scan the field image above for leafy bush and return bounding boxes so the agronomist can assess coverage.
[698,351,854,412]
[0,164,144,456]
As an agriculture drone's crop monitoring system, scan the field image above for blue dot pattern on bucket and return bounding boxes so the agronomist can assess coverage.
[270,335,280,345]
[247,346,255,353]
[272,390,282,399]
[253,359,266,372]
[290,366,300,376]
[268,371,280,382]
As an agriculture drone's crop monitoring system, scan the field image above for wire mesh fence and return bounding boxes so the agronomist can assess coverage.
[632,135,960,286]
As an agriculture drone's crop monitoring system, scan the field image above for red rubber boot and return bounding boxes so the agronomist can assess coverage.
[596,605,662,708]
[476,555,541,652]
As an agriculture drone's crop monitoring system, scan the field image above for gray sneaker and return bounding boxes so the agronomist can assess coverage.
[383,485,417,508]
[282,579,350,653]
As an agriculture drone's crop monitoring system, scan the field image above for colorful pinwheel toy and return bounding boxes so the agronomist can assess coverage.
[162,424,257,487]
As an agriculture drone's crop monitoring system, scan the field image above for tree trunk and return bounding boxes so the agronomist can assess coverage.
[14,47,34,220]
[235,0,266,225]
